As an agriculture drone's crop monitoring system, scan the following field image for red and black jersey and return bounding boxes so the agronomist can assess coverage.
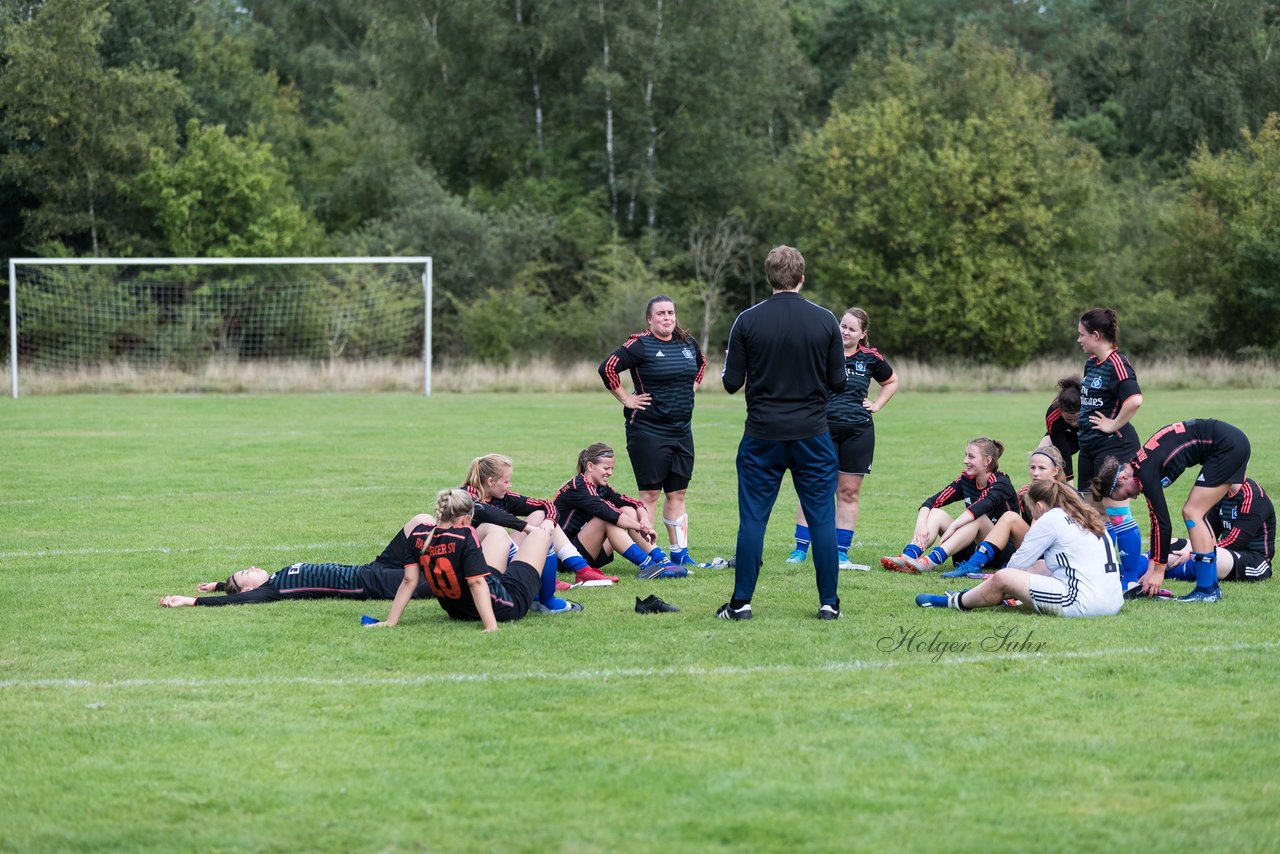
[553,474,645,540]
[1044,403,1078,479]
[461,484,557,531]
[1211,478,1274,560]
[920,471,1018,524]
[599,330,706,439]
[1130,419,1251,563]
[926,468,1013,527]
[415,524,512,622]
[1079,350,1140,449]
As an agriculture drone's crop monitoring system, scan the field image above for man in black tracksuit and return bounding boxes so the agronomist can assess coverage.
[718,245,846,621]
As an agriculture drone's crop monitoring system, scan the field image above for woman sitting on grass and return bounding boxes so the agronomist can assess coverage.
[159,514,442,607]
[554,442,685,580]
[916,478,1124,618]
[881,437,1018,574]
[939,445,1069,579]
[371,489,576,631]
[463,452,614,596]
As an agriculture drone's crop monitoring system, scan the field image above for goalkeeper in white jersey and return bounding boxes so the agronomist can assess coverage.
[916,478,1124,618]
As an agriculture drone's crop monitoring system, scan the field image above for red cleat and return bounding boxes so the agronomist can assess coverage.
[575,567,619,586]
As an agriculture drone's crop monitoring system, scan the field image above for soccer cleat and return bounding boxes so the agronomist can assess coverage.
[837,550,855,570]
[1123,583,1175,600]
[636,562,688,580]
[531,598,583,614]
[1176,586,1222,603]
[704,556,731,569]
[817,601,841,620]
[574,567,618,586]
[555,579,572,591]
[785,548,808,564]
[635,594,680,614]
[915,593,949,608]
[715,601,752,620]
[882,554,931,574]
[941,562,975,579]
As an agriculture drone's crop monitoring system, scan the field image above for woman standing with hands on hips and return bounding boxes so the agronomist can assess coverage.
[1075,308,1145,588]
[599,295,708,568]
[785,307,898,569]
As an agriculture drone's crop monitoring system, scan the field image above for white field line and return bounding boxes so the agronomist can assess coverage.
[0,542,903,559]
[4,640,1277,693]
[0,542,375,559]
[0,484,411,507]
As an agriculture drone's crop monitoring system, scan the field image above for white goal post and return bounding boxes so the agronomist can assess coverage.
[7,256,433,398]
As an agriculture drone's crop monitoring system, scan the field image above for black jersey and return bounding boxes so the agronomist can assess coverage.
[826,346,893,427]
[1044,403,1078,479]
[1078,350,1140,449]
[1132,419,1248,563]
[1211,478,1274,560]
[553,474,645,540]
[416,524,515,622]
[193,561,430,606]
[921,471,1018,525]
[722,292,846,442]
[462,484,557,531]
[600,330,706,439]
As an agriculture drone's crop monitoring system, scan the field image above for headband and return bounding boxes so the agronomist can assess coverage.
[1107,464,1126,499]
[1029,449,1059,465]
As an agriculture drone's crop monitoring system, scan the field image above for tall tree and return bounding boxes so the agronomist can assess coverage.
[792,31,1101,365]
[0,0,184,254]
[1166,115,1280,354]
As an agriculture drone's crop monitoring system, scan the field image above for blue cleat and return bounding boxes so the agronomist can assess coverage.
[915,593,949,608]
[1176,586,1222,603]
[785,548,808,564]
[941,562,975,579]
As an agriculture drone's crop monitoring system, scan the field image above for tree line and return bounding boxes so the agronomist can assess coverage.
[2,0,1278,366]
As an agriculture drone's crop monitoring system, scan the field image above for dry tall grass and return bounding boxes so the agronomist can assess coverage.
[5,355,1280,395]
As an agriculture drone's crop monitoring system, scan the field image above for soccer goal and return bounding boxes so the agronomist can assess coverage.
[6,257,433,397]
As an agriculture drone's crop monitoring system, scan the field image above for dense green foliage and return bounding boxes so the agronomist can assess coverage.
[2,0,1279,362]
[3,389,1279,850]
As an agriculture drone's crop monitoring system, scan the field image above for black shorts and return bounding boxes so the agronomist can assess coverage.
[1077,427,1140,492]
[626,428,694,493]
[490,561,540,622]
[829,422,875,476]
[568,534,615,569]
[1199,423,1251,487]
[1223,550,1272,582]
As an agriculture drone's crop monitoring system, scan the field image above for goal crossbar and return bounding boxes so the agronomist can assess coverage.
[7,256,434,398]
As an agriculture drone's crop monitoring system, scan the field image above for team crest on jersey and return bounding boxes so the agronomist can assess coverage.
[1160,477,1172,488]
[682,347,693,360]
[1091,376,1103,388]
[855,361,867,373]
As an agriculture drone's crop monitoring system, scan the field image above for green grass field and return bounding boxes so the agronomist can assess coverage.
[2,389,1278,852]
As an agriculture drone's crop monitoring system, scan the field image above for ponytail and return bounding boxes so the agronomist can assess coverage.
[1027,479,1105,537]
[466,454,512,495]
[968,437,1005,473]
[1088,457,1124,503]
[577,442,615,475]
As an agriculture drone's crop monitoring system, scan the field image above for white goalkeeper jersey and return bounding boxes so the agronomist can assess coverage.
[1007,507,1124,609]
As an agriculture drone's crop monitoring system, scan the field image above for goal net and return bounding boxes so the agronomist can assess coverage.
[6,257,433,396]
